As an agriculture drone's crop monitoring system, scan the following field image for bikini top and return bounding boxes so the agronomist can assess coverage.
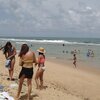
[38,55,45,64]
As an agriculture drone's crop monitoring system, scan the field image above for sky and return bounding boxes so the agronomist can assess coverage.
[0,0,100,38]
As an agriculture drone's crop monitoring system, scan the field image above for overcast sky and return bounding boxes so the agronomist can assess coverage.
[0,0,100,38]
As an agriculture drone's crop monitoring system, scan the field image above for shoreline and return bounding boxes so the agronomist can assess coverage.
[47,56,100,76]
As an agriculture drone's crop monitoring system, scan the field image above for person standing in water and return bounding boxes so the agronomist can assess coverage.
[73,53,77,68]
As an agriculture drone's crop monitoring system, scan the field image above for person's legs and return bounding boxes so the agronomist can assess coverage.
[16,75,25,99]
[35,69,41,89]
[27,79,32,100]
[10,59,15,80]
[73,61,76,68]
[39,70,44,88]
[75,61,77,68]
[8,70,11,80]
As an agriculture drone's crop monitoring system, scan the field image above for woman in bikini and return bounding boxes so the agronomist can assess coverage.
[3,41,16,81]
[35,47,46,89]
[16,44,37,100]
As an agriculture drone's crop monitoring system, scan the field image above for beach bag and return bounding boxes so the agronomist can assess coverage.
[5,59,11,68]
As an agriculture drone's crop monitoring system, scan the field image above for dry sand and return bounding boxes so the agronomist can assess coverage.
[0,51,100,100]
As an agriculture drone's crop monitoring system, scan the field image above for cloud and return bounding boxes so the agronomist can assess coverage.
[0,0,100,37]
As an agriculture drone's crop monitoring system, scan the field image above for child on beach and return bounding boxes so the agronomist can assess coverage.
[35,47,46,89]
[16,44,37,100]
[73,53,77,68]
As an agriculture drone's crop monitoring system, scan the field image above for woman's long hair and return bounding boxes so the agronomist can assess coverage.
[3,41,12,54]
[19,44,29,57]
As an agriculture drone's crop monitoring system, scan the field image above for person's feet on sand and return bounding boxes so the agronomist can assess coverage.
[7,77,15,81]
[7,77,10,80]
[36,85,39,89]
[15,96,20,100]
[39,85,43,90]
[11,78,15,81]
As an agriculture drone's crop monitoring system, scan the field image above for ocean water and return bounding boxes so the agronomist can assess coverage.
[0,37,100,68]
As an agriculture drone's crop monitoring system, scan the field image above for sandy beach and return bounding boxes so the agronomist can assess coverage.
[0,51,100,100]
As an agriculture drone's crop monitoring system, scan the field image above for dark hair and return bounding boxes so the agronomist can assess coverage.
[39,52,45,58]
[3,41,12,54]
[19,44,29,57]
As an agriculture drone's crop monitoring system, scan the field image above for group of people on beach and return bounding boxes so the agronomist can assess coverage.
[62,47,95,68]
[0,41,46,100]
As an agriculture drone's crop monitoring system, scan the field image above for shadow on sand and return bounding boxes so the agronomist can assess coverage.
[19,94,39,100]
[19,85,48,99]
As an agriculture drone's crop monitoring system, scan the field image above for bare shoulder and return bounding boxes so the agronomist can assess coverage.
[26,51,35,56]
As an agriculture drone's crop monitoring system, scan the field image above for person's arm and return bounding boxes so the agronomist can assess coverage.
[19,58,24,66]
[7,47,16,59]
[0,46,4,50]
[5,52,8,59]
[33,52,38,66]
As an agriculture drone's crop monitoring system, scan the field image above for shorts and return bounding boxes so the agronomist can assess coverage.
[19,67,33,79]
